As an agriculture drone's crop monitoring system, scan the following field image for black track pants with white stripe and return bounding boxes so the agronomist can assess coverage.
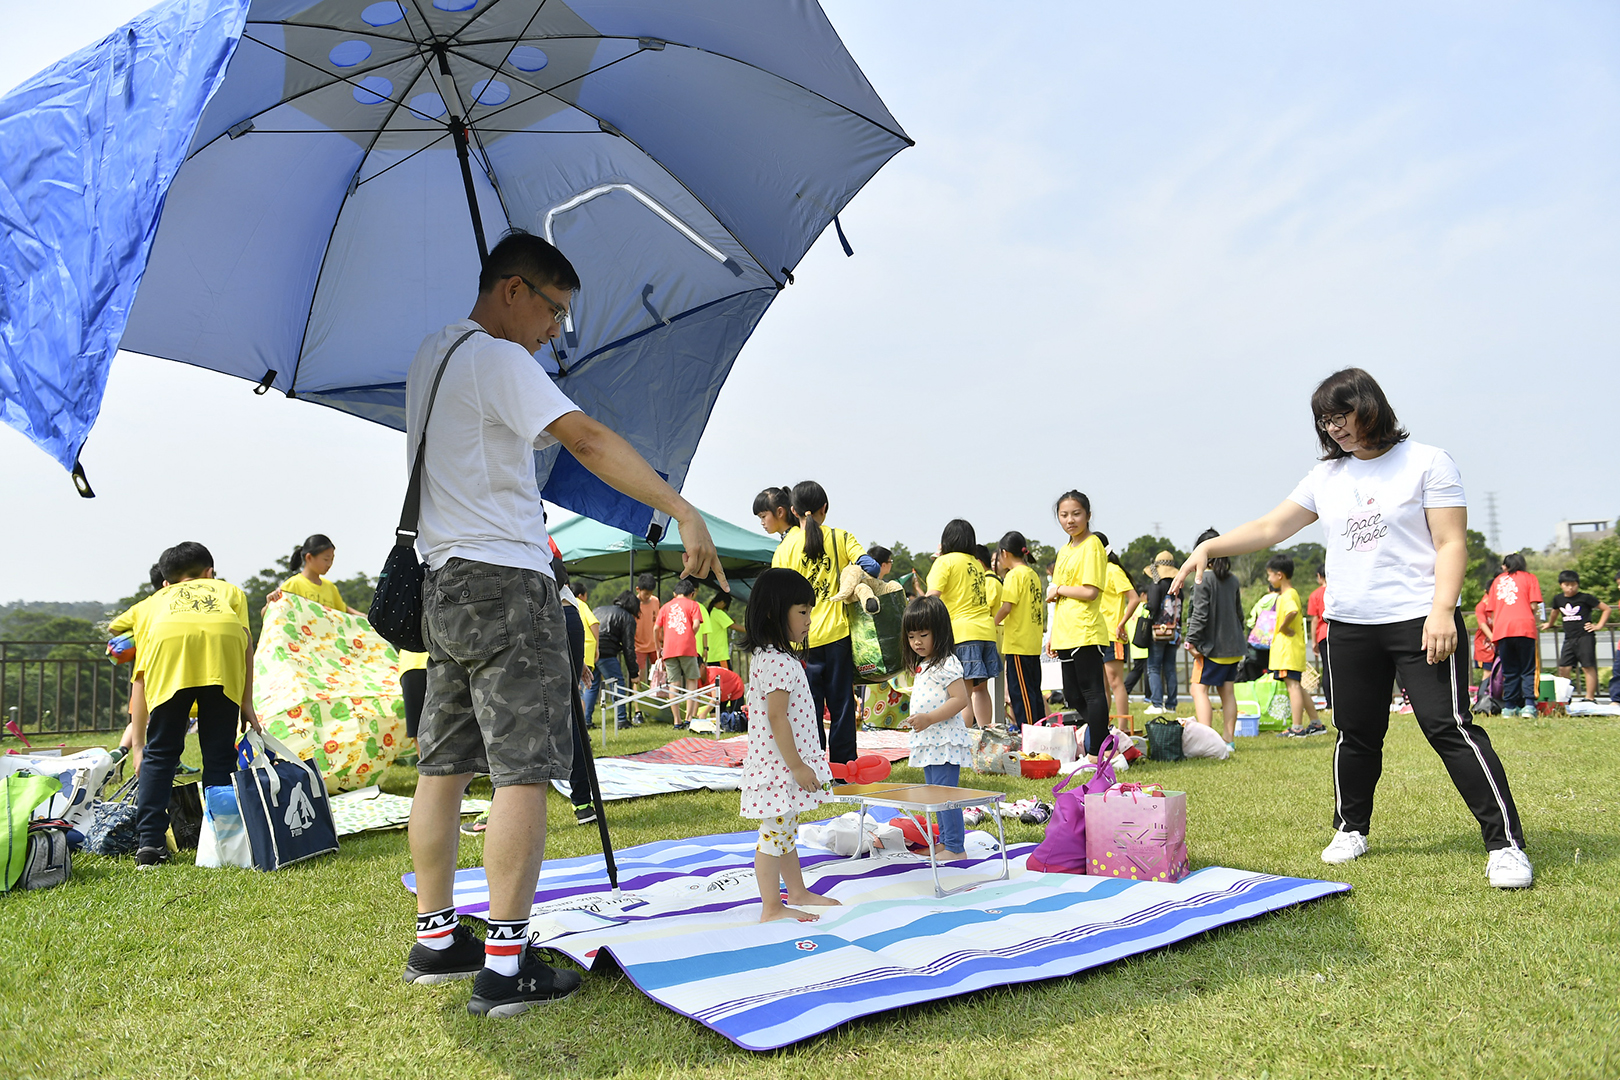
[1326,610,1525,851]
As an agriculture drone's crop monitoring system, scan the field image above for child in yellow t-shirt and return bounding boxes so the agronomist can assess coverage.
[127,541,261,867]
[1266,554,1323,738]
[267,533,362,614]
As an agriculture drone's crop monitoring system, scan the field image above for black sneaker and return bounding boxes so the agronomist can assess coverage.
[573,803,597,826]
[134,846,168,868]
[403,924,484,985]
[467,949,582,1017]
[1019,801,1052,826]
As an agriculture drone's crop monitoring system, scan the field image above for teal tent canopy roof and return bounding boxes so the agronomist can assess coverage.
[551,510,777,579]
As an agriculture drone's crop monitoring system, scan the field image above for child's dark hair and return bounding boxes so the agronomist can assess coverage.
[901,595,955,671]
[973,544,994,570]
[940,518,976,557]
[739,569,817,655]
[751,486,792,519]
[867,544,892,566]
[1094,532,1123,568]
[999,531,1032,561]
[1053,490,1091,518]
[709,591,732,609]
[1502,552,1527,574]
[1558,569,1579,585]
[636,572,657,592]
[673,578,696,596]
[159,542,213,583]
[148,563,165,591]
[1310,368,1409,461]
[290,533,334,574]
[1196,528,1230,581]
[1266,553,1296,579]
[791,480,831,560]
[573,584,589,604]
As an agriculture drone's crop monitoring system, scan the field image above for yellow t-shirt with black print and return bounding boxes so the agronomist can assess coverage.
[927,552,995,644]
[139,579,252,710]
[282,574,346,611]
[1049,535,1108,650]
[999,564,1046,655]
[770,524,867,649]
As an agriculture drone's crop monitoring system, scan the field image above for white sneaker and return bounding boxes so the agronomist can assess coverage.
[1487,847,1533,889]
[1321,830,1367,865]
[1143,705,1163,716]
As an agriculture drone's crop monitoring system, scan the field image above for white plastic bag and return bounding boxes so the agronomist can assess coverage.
[1179,719,1232,760]
[799,812,905,856]
[196,784,252,868]
[1021,724,1077,763]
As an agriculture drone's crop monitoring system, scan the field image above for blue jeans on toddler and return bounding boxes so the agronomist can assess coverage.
[922,763,965,853]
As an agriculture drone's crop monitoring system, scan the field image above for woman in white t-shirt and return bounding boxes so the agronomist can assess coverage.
[1170,369,1530,889]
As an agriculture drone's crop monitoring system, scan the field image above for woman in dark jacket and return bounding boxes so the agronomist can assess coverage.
[593,592,642,730]
[1183,527,1245,745]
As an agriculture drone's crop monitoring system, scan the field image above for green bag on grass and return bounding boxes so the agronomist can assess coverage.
[3,772,62,892]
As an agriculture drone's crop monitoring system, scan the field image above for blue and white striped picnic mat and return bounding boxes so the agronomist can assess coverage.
[404,833,1348,1050]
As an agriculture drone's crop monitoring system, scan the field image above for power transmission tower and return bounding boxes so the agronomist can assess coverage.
[1485,491,1500,552]
[1151,521,1162,537]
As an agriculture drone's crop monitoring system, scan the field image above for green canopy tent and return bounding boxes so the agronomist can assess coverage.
[550,510,777,596]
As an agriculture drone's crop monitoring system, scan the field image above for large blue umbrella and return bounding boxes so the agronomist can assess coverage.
[0,0,908,533]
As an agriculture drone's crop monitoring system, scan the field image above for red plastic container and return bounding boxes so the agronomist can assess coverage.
[1021,757,1060,779]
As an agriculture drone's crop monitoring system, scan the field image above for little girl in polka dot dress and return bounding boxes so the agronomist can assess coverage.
[739,569,839,923]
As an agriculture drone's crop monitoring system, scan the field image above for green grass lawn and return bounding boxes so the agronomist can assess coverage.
[2,707,1616,1080]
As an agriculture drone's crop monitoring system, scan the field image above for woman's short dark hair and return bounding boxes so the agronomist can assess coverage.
[1502,552,1527,574]
[900,595,955,671]
[614,591,640,616]
[867,545,892,566]
[1053,490,1091,518]
[1310,367,1409,460]
[1196,527,1231,581]
[791,480,830,561]
[739,568,817,655]
[751,486,791,518]
[939,519,976,557]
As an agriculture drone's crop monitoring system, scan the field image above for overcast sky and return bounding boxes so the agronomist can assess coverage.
[3,1,1617,605]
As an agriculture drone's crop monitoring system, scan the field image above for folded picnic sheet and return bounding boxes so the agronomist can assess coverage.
[327,785,490,837]
[403,831,1350,1051]
[252,595,410,791]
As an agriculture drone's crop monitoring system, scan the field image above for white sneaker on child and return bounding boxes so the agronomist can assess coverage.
[1320,830,1367,865]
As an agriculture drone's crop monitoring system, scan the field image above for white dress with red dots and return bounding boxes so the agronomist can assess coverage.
[740,647,832,819]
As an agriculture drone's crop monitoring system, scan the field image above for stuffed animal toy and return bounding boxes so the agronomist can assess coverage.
[828,564,903,614]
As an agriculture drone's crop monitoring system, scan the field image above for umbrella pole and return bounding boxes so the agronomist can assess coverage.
[571,678,619,893]
[451,119,489,261]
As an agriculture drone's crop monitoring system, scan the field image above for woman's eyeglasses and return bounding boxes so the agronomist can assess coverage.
[1316,412,1350,432]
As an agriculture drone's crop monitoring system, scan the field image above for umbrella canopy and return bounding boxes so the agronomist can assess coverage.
[0,0,908,531]
[552,508,775,580]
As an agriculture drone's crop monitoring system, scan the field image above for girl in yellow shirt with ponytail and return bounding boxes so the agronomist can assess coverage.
[1045,490,1111,761]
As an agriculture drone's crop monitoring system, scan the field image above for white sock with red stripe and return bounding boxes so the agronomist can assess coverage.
[484,919,527,975]
[415,907,458,951]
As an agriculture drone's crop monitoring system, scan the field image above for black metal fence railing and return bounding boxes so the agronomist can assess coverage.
[0,642,132,740]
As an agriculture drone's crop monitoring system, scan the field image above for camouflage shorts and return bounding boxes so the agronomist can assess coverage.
[419,558,573,787]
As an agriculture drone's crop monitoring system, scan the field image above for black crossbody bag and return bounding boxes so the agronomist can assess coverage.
[367,329,481,653]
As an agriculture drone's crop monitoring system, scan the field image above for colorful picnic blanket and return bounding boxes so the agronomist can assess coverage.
[617,731,912,769]
[252,595,410,791]
[405,832,1349,1050]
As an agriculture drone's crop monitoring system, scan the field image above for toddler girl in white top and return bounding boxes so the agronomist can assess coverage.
[739,568,838,922]
[903,595,973,857]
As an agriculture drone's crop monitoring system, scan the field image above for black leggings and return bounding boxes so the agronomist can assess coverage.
[1004,653,1046,728]
[1326,611,1524,851]
[1058,645,1109,755]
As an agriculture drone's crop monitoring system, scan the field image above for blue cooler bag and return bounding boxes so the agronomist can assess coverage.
[233,731,339,871]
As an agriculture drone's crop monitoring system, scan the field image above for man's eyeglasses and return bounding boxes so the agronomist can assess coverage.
[1316,411,1350,432]
[513,275,570,325]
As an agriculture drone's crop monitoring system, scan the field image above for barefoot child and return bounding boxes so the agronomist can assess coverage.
[739,569,839,922]
[903,596,973,859]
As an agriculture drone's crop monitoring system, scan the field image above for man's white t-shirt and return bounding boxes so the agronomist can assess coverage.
[405,319,579,575]
[1286,440,1466,625]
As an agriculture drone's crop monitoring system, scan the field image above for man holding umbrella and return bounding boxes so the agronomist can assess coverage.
[400,230,727,1017]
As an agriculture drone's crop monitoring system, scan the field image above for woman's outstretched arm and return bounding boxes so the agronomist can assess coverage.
[1170,499,1319,594]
